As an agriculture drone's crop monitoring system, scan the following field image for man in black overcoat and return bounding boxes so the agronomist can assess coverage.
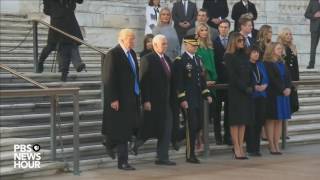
[202,0,229,29]
[305,0,320,69]
[231,0,257,31]
[134,35,176,166]
[38,0,86,81]
[101,29,140,170]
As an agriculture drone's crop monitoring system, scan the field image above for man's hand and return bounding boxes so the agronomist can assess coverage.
[180,101,189,109]
[314,11,320,18]
[206,81,216,87]
[207,96,213,104]
[111,100,119,111]
[211,18,221,25]
[144,102,152,111]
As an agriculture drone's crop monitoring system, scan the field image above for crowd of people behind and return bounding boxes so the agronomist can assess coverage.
[100,0,318,171]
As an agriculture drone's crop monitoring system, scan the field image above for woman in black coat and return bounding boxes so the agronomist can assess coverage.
[277,28,300,113]
[225,32,254,159]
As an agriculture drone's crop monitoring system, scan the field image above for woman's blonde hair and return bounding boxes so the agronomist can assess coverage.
[225,32,244,54]
[256,25,272,51]
[263,42,284,62]
[157,7,172,26]
[277,27,297,55]
[195,22,213,49]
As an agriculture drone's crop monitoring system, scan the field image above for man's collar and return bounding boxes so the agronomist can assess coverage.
[186,51,195,59]
[119,42,129,54]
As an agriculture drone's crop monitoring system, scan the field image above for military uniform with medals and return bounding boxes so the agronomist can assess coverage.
[173,36,211,163]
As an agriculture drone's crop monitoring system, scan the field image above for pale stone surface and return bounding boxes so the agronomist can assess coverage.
[0,0,319,65]
[30,144,320,180]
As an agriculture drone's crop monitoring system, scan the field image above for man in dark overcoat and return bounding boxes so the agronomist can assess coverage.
[38,0,86,81]
[133,35,176,166]
[231,0,257,32]
[101,29,140,170]
[305,0,320,69]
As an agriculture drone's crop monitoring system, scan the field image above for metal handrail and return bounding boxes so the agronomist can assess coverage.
[0,64,80,175]
[32,19,107,55]
[0,64,48,89]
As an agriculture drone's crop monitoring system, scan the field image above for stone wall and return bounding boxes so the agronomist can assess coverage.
[0,0,318,66]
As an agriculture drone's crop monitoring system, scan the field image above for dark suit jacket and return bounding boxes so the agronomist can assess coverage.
[214,36,228,84]
[139,52,174,139]
[172,0,197,35]
[202,0,229,29]
[231,0,257,31]
[102,44,140,143]
[304,0,320,32]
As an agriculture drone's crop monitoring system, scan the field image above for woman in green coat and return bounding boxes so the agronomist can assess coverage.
[195,22,218,149]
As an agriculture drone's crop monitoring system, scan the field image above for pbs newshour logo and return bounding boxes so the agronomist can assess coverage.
[14,144,41,169]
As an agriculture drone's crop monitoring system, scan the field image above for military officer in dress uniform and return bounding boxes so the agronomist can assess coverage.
[173,35,212,164]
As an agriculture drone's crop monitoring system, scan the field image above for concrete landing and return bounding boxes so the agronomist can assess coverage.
[29,144,320,180]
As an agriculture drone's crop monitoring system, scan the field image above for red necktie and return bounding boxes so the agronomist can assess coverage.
[160,56,171,78]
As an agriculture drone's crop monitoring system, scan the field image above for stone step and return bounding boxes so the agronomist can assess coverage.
[0,63,102,73]
[0,161,65,180]
[0,99,101,116]
[0,49,101,56]
[294,105,320,115]
[0,80,101,89]
[1,131,319,180]
[0,56,101,62]
[298,89,320,97]
[0,89,101,106]
[299,97,320,106]
[0,109,102,127]
[0,72,101,83]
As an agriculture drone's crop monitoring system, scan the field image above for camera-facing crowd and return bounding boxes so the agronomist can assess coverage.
[100,0,314,171]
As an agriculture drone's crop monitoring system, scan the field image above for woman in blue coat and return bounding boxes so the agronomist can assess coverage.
[245,46,269,157]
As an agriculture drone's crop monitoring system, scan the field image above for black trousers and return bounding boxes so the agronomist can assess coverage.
[156,106,173,161]
[117,143,129,165]
[212,90,230,141]
[308,31,320,67]
[39,43,57,63]
[246,97,267,153]
[57,43,82,74]
[183,107,202,159]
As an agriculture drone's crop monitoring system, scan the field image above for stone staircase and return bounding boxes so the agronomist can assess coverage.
[0,13,320,179]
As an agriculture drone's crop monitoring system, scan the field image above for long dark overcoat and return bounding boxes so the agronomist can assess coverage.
[225,50,254,126]
[46,0,83,45]
[139,52,174,140]
[101,45,140,143]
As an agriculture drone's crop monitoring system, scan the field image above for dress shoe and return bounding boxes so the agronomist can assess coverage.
[118,163,136,170]
[186,157,200,164]
[270,151,282,155]
[172,141,180,151]
[306,65,314,69]
[155,160,176,166]
[102,141,115,159]
[61,72,68,82]
[131,139,145,156]
[76,63,86,72]
[36,61,44,73]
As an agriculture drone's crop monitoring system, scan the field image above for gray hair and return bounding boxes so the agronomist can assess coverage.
[152,34,167,46]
